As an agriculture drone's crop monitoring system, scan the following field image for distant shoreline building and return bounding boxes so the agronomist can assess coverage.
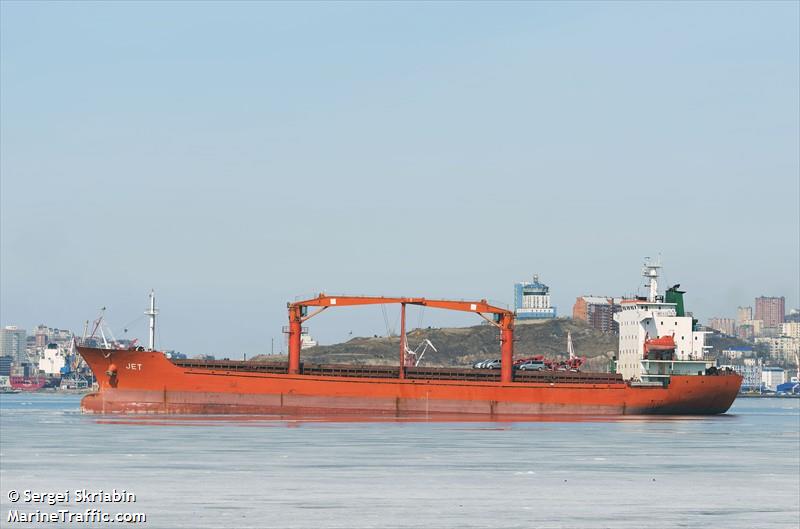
[729,358,762,391]
[721,347,754,360]
[737,319,764,341]
[573,296,621,334]
[708,317,736,336]
[32,324,73,349]
[0,326,27,366]
[736,306,753,326]
[514,275,556,320]
[0,355,12,376]
[761,366,786,391]
[782,322,800,339]
[754,337,796,362]
[755,296,785,328]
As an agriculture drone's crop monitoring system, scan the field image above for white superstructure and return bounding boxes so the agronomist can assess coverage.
[614,259,712,382]
[38,343,66,375]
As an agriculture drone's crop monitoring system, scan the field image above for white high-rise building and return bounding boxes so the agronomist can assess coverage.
[761,367,786,391]
[755,336,800,362]
[0,326,27,365]
[514,275,556,320]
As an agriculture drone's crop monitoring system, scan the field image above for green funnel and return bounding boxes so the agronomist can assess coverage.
[665,285,685,317]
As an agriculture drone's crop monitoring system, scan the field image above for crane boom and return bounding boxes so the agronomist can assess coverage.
[290,295,510,315]
[287,294,515,382]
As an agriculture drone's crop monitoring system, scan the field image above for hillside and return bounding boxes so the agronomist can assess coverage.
[704,331,757,356]
[252,318,619,372]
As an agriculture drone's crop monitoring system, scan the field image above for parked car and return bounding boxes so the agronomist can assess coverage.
[517,361,545,371]
[472,359,500,369]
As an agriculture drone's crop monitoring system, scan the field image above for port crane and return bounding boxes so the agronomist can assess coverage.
[287,295,516,382]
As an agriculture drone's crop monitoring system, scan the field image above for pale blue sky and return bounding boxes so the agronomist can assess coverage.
[2,1,798,356]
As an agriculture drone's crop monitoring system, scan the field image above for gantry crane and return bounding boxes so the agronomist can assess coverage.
[287,295,516,382]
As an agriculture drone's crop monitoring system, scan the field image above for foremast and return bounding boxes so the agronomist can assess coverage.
[145,290,158,351]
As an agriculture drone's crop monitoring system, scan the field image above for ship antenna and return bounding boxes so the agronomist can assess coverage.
[145,290,158,350]
[642,257,662,302]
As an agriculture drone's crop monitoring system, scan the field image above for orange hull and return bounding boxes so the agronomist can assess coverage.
[77,347,742,417]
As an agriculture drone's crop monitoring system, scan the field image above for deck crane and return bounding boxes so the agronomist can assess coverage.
[564,331,586,371]
[567,331,575,360]
[287,295,516,382]
[405,338,437,367]
[88,308,115,348]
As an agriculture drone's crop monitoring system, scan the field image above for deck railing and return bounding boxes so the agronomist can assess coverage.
[168,358,625,384]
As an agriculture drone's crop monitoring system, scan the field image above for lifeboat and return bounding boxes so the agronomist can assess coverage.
[643,335,676,360]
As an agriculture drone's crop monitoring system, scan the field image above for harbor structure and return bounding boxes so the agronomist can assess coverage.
[514,275,556,320]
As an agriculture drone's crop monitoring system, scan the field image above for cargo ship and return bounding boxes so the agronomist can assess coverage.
[76,263,742,417]
[8,375,47,391]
